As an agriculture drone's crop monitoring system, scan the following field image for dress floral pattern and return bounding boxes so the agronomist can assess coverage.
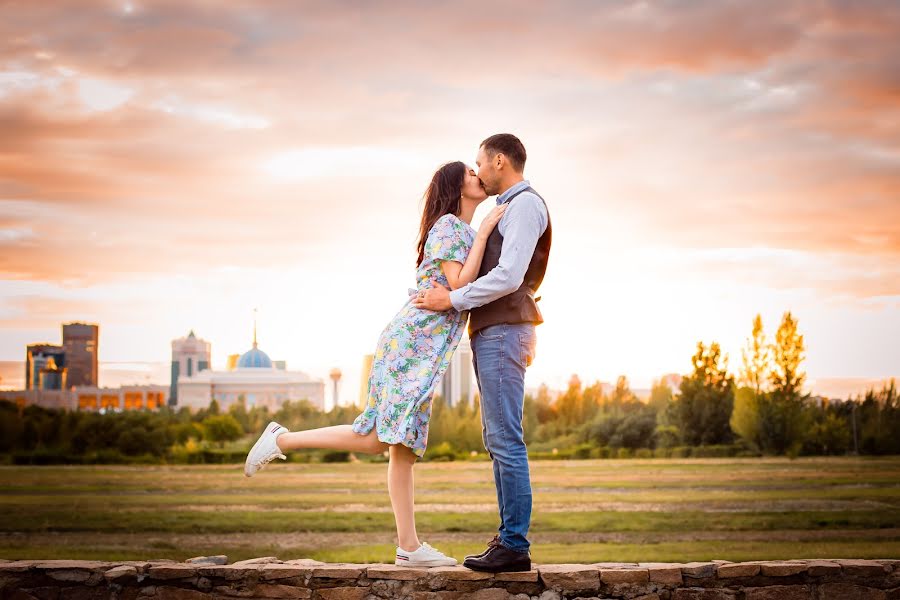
[352,213,476,457]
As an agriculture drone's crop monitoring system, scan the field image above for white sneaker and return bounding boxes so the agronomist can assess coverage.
[395,542,458,567]
[244,421,288,477]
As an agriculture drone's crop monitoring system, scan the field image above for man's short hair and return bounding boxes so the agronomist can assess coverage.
[481,133,526,172]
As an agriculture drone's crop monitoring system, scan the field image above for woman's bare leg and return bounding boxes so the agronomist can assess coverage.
[388,443,420,551]
[276,425,388,455]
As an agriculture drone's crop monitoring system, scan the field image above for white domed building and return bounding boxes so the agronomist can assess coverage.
[176,322,324,412]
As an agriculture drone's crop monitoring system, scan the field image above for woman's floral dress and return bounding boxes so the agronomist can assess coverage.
[352,213,476,457]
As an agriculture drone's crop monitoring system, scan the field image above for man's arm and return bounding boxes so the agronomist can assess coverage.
[448,193,547,311]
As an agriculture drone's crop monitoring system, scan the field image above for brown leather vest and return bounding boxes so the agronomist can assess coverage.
[468,186,552,336]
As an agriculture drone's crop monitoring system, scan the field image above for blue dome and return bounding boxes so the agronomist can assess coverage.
[238,347,272,369]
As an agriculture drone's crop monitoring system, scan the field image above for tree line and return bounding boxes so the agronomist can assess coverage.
[1,311,897,463]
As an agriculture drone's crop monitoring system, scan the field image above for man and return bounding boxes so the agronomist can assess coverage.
[413,133,551,572]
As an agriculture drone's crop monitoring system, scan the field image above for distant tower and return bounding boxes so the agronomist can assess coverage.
[170,329,211,406]
[330,368,342,407]
[62,322,99,388]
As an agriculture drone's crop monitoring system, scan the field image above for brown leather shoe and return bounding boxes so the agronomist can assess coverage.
[463,543,531,573]
[464,535,501,561]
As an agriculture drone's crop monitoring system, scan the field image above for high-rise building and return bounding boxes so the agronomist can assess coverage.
[62,322,99,388]
[38,356,66,390]
[25,344,66,390]
[170,329,211,406]
[439,335,478,407]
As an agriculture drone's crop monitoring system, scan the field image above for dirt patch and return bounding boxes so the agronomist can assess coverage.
[113,499,895,513]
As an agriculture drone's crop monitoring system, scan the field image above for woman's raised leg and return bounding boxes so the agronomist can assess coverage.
[276,425,388,455]
[388,443,420,552]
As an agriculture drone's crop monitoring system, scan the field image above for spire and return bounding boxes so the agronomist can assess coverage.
[252,308,258,349]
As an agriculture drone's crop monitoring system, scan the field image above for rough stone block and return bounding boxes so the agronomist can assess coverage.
[600,568,649,584]
[744,584,812,600]
[310,564,365,579]
[104,565,138,583]
[315,587,368,600]
[147,565,198,580]
[837,560,892,578]
[197,565,261,581]
[253,583,311,598]
[231,557,282,566]
[672,589,738,600]
[716,562,760,578]
[19,588,63,600]
[466,589,511,600]
[366,564,429,581]
[494,569,538,582]
[186,556,228,566]
[259,564,314,581]
[819,582,886,600]
[427,566,493,581]
[153,586,212,599]
[0,561,37,573]
[759,562,807,577]
[681,562,717,578]
[538,564,599,591]
[640,563,684,585]
[806,560,841,577]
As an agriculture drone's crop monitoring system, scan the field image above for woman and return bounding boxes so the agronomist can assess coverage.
[244,161,505,567]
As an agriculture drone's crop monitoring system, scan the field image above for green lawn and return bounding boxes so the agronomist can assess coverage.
[1,457,898,563]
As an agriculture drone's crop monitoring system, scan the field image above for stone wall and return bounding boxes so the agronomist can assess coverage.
[1,557,898,600]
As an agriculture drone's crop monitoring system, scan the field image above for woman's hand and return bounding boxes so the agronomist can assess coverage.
[477,204,508,240]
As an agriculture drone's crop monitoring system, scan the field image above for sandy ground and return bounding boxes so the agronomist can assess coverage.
[109,498,896,513]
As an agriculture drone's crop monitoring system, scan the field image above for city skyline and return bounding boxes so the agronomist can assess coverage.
[1,1,898,401]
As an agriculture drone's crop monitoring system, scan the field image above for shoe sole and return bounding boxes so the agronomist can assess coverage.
[244,423,281,477]
[462,560,531,573]
[395,559,458,567]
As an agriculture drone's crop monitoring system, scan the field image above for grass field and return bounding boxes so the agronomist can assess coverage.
[1,457,898,563]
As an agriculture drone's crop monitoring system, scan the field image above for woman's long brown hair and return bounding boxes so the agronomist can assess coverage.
[416,161,466,267]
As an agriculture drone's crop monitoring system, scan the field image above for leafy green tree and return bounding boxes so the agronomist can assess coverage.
[201,414,243,446]
[802,405,850,455]
[856,379,900,455]
[670,342,735,446]
[730,386,762,449]
[648,379,673,414]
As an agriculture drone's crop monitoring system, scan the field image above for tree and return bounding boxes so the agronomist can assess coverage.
[201,414,243,446]
[670,342,735,446]
[756,311,808,455]
[802,405,850,455]
[730,386,762,449]
[740,314,771,394]
[648,379,673,414]
[770,311,805,398]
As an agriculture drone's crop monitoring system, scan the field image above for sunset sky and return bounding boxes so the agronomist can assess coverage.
[1,1,898,403]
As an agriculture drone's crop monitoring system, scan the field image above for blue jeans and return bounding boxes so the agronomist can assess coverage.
[471,322,536,554]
